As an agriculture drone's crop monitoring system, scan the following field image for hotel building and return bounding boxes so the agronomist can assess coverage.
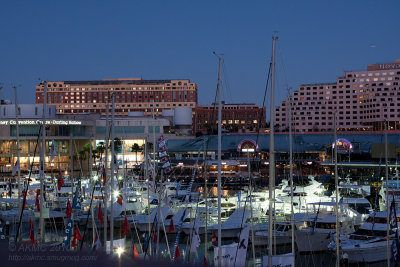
[193,102,266,135]
[275,60,400,132]
[35,78,198,116]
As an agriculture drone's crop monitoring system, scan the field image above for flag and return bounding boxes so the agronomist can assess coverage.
[92,234,102,251]
[123,215,130,237]
[212,231,217,246]
[71,225,82,247]
[35,190,40,211]
[162,162,170,169]
[214,243,237,267]
[12,159,20,176]
[236,226,250,267]
[165,166,172,173]
[159,151,167,158]
[66,199,72,219]
[50,140,56,162]
[157,135,165,143]
[158,140,166,148]
[97,202,103,223]
[161,156,169,163]
[58,170,64,190]
[29,218,35,243]
[174,245,181,261]
[117,194,123,206]
[63,218,73,249]
[72,187,81,210]
[203,256,209,267]
[168,217,175,233]
[152,226,157,244]
[190,216,201,253]
[132,244,140,259]
[159,145,167,151]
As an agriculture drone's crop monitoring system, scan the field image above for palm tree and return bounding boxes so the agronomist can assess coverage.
[131,143,142,165]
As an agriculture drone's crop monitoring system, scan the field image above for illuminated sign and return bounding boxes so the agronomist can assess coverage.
[332,138,353,153]
[237,139,259,152]
[0,119,82,126]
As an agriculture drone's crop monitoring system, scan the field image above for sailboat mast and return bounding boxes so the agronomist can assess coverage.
[13,86,21,223]
[334,113,339,267]
[385,121,389,266]
[104,103,109,252]
[216,55,223,267]
[288,88,295,267]
[39,81,47,244]
[110,93,115,251]
[268,35,278,267]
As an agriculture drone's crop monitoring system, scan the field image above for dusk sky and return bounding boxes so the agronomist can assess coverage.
[0,0,399,109]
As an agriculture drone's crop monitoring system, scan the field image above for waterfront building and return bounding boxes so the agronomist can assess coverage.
[35,78,198,116]
[193,102,266,135]
[0,104,190,174]
[275,59,400,132]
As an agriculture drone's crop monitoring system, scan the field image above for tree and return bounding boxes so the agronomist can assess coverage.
[131,143,142,165]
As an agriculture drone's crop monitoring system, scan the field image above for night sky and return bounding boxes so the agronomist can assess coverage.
[0,0,399,110]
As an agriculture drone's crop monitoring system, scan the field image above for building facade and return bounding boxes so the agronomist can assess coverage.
[35,78,198,116]
[275,60,400,132]
[193,102,266,135]
[0,104,190,174]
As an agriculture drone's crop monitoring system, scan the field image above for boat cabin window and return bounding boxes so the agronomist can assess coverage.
[365,216,397,224]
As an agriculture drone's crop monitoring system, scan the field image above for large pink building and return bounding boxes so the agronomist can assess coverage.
[275,60,400,132]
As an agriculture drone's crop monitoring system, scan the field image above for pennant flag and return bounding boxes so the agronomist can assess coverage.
[161,156,169,163]
[63,218,73,249]
[162,162,170,169]
[157,135,165,143]
[132,244,140,259]
[35,190,40,211]
[212,231,217,246]
[152,226,157,244]
[117,194,123,206]
[190,216,201,253]
[203,256,209,267]
[71,225,83,247]
[12,159,20,176]
[92,234,102,251]
[158,140,166,149]
[72,187,81,210]
[159,145,167,152]
[123,215,130,237]
[50,140,56,162]
[165,166,172,173]
[29,218,35,243]
[174,245,181,261]
[66,199,72,219]
[168,217,175,233]
[58,170,64,191]
[97,202,103,223]
[159,151,167,158]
